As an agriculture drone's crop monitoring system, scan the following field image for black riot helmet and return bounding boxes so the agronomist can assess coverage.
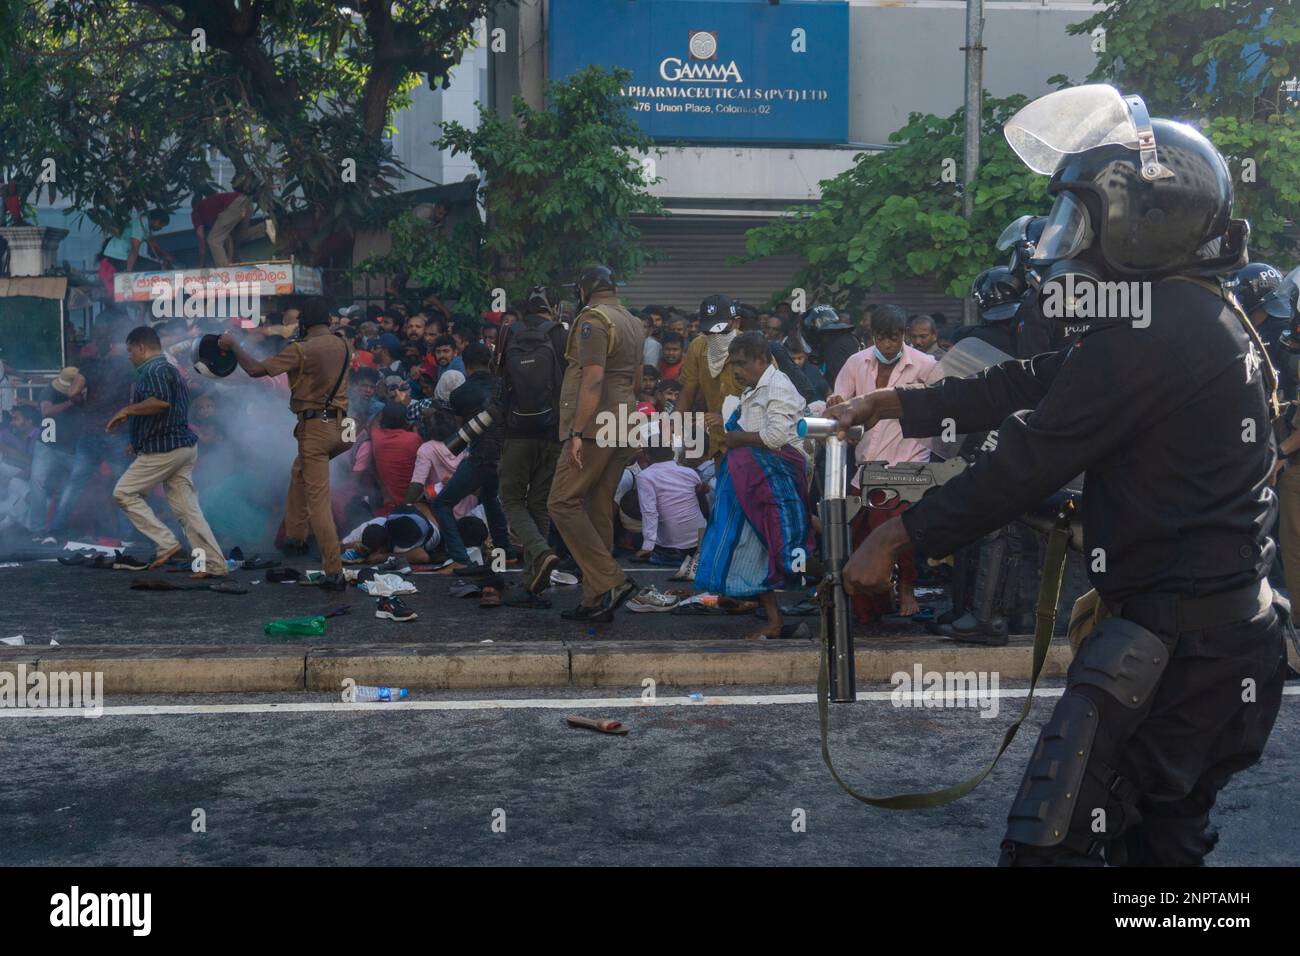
[971,267,1027,322]
[1004,85,1245,279]
[573,265,617,306]
[805,303,851,334]
[1225,263,1289,319]
[997,214,1048,282]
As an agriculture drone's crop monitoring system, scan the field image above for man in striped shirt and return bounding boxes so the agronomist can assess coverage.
[107,326,227,576]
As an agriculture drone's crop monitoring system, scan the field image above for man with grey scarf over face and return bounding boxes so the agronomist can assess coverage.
[676,294,745,466]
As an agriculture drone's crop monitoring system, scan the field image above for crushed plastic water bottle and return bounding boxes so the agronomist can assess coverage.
[688,692,704,701]
[353,685,409,702]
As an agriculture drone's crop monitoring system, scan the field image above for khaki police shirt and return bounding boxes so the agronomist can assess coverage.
[261,327,351,414]
[557,292,643,438]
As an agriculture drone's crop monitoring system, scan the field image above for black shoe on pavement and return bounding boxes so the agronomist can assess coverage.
[940,614,1009,646]
[561,602,602,621]
[320,573,348,593]
[114,553,150,571]
[375,595,417,622]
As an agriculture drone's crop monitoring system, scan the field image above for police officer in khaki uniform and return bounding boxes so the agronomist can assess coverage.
[218,297,351,590]
[547,265,644,622]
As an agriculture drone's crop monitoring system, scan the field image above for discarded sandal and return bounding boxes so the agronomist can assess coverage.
[565,715,628,736]
[479,584,503,608]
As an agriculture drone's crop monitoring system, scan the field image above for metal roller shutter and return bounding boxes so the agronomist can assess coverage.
[620,216,963,320]
[619,217,804,313]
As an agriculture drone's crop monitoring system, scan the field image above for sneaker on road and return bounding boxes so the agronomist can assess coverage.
[113,553,150,571]
[626,586,680,613]
[342,548,369,565]
[375,596,417,622]
[375,555,411,575]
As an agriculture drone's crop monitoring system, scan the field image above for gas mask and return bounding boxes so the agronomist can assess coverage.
[1030,191,1109,323]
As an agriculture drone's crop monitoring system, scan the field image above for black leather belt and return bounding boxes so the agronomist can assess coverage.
[1112,580,1272,635]
[299,408,344,422]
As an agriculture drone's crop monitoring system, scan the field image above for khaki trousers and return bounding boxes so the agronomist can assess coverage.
[112,445,227,575]
[208,195,267,266]
[285,417,350,575]
[547,440,631,605]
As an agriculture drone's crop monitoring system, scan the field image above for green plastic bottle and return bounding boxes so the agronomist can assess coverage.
[263,615,326,637]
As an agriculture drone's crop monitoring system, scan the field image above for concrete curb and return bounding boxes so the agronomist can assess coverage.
[0,637,1077,695]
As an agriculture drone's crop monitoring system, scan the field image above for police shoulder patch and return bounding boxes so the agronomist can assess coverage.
[581,322,593,339]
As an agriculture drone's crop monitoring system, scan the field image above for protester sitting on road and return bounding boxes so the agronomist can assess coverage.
[357,401,422,516]
[342,503,443,565]
[633,444,707,566]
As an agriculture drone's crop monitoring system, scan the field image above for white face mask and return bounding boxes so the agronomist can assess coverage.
[706,329,737,377]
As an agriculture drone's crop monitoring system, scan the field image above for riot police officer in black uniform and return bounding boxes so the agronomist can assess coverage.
[806,304,860,389]
[831,85,1288,865]
[999,214,1096,359]
[1227,263,1292,399]
[956,266,1023,357]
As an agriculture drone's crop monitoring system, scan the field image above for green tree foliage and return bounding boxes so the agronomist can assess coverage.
[742,96,1047,307]
[1050,0,1300,261]
[358,66,666,307]
[0,0,501,262]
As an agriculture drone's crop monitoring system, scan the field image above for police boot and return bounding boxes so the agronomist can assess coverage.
[940,613,1010,646]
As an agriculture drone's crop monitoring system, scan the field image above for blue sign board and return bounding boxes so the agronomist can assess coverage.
[548,0,849,145]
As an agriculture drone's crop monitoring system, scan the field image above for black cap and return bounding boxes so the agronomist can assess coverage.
[698,294,737,333]
[524,286,558,315]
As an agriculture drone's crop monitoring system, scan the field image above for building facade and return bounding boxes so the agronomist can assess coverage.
[489,0,1103,313]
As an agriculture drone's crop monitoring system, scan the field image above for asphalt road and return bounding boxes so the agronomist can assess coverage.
[0,554,911,647]
[2,682,1296,866]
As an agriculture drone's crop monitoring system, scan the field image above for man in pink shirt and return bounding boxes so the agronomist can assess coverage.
[828,305,937,624]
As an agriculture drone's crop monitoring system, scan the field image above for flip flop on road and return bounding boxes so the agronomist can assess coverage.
[565,715,629,736]
[479,584,503,608]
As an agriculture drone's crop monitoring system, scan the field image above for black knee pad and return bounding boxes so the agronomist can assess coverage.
[1003,690,1099,849]
[1069,616,1171,709]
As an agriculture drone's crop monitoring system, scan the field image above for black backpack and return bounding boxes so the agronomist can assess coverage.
[502,318,563,433]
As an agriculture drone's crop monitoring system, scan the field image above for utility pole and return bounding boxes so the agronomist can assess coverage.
[961,0,985,325]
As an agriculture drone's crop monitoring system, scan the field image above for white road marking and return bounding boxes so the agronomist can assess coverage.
[2,684,1297,720]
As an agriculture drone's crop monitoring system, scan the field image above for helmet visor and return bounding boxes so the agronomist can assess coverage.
[996,215,1033,252]
[1032,191,1092,263]
[1004,85,1140,175]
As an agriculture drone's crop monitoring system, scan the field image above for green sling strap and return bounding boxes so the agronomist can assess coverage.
[817,509,1073,809]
